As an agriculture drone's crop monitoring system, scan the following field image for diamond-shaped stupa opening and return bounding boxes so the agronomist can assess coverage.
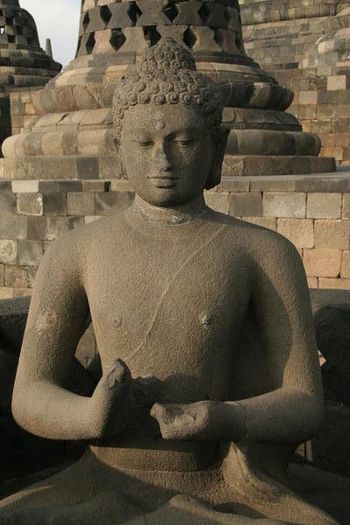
[100,5,112,26]
[110,28,126,51]
[82,11,90,31]
[128,3,142,26]
[86,32,95,54]
[224,7,231,25]
[183,27,197,49]
[214,29,223,49]
[163,3,178,22]
[235,34,243,52]
[198,3,211,24]
[143,26,161,46]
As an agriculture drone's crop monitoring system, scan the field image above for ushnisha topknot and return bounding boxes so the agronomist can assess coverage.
[112,38,223,143]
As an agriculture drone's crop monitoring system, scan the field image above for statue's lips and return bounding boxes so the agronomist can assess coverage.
[148,176,179,188]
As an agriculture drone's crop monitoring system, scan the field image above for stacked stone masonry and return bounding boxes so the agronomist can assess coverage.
[9,88,40,137]
[0,0,61,152]
[1,0,333,179]
[0,175,349,302]
[241,0,350,165]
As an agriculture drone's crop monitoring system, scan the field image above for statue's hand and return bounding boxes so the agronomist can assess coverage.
[89,359,132,439]
[151,401,245,442]
[151,401,218,441]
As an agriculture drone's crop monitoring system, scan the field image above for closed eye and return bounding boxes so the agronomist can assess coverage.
[135,140,154,147]
[173,139,197,146]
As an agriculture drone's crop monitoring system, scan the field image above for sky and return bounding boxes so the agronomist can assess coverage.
[21,0,81,66]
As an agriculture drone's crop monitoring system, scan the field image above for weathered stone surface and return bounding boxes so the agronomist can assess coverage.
[263,192,306,218]
[17,240,43,266]
[0,215,27,240]
[314,220,350,249]
[0,1,61,152]
[310,288,350,313]
[4,267,28,289]
[17,193,43,216]
[343,193,350,218]
[288,462,350,523]
[341,251,350,278]
[42,193,67,216]
[0,241,17,265]
[315,302,350,406]
[244,216,277,230]
[312,403,350,477]
[228,192,263,217]
[0,295,94,483]
[67,193,95,216]
[277,218,314,248]
[1,0,333,178]
[307,193,342,219]
[241,2,350,166]
[204,192,229,214]
[0,40,338,525]
[318,278,350,290]
[0,193,16,216]
[304,248,342,278]
[94,191,133,215]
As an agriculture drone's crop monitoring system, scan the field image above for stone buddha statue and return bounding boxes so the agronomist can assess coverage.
[0,39,338,525]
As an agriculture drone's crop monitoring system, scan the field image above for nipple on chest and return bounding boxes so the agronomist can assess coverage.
[113,316,123,328]
[199,312,213,329]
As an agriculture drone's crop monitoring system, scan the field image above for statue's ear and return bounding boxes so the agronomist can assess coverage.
[113,133,127,178]
[205,126,230,190]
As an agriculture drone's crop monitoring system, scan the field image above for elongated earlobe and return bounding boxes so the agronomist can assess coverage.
[115,139,127,179]
[205,126,230,190]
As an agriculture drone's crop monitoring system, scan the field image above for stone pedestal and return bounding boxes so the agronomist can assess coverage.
[0,0,61,152]
[1,0,334,179]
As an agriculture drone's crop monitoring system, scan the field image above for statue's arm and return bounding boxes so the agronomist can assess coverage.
[153,233,324,445]
[12,234,131,441]
[231,232,324,445]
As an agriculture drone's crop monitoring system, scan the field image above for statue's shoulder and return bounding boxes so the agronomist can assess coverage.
[212,211,300,265]
[43,213,120,266]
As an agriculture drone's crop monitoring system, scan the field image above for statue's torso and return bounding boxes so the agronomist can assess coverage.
[82,208,255,470]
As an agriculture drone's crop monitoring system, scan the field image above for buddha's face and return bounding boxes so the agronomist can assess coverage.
[119,103,214,207]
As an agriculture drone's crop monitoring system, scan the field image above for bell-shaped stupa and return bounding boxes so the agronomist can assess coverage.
[241,0,350,164]
[1,0,334,179]
[0,0,61,149]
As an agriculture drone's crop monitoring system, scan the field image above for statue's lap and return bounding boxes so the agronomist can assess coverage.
[0,449,289,524]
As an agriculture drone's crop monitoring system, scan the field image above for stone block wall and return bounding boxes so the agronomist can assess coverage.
[9,88,40,138]
[0,175,349,301]
[0,173,349,365]
[276,69,350,165]
[241,3,350,165]
[208,175,350,290]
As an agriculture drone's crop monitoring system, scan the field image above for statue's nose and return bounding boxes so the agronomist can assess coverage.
[153,145,172,173]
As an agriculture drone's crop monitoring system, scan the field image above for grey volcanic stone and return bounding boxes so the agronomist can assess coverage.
[0,0,333,178]
[0,41,338,525]
[0,297,30,356]
[313,297,350,406]
[0,0,61,149]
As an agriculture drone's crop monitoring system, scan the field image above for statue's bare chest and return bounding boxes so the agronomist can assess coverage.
[84,224,251,399]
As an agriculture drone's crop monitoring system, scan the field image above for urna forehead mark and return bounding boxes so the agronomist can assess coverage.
[152,110,166,131]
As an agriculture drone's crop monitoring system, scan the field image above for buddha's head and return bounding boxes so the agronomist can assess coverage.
[112,38,228,207]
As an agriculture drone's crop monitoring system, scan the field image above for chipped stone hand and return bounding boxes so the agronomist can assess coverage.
[151,400,246,442]
[89,359,133,439]
[132,375,163,408]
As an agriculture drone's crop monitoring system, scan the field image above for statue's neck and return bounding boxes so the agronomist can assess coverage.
[131,195,208,227]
